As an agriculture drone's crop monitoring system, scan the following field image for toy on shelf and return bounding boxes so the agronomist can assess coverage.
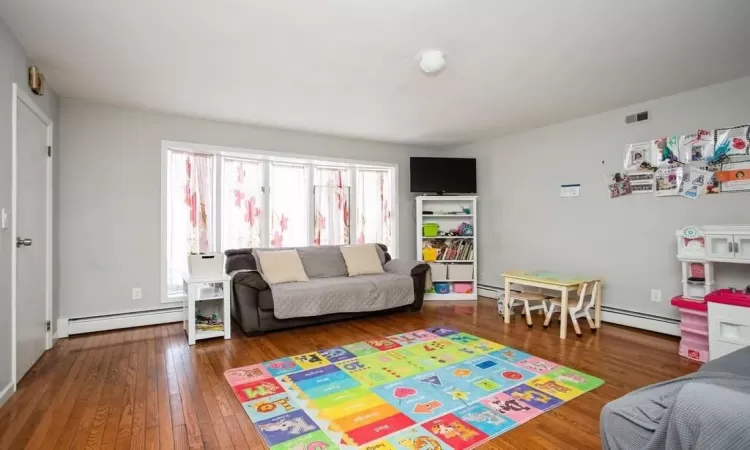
[675,226,714,300]
[705,288,750,360]
[670,295,709,362]
[672,224,750,362]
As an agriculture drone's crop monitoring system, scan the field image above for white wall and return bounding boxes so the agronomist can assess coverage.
[58,98,431,319]
[0,17,59,394]
[448,76,750,320]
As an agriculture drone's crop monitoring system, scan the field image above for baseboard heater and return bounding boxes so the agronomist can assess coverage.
[57,307,184,338]
[477,283,680,337]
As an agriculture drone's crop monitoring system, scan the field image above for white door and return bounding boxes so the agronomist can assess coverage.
[735,235,750,262]
[706,234,734,259]
[15,97,49,381]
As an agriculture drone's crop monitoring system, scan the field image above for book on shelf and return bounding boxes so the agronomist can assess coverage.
[426,239,473,261]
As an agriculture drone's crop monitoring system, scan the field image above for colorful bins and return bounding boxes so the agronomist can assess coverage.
[671,295,709,363]
[423,223,440,237]
[433,282,451,294]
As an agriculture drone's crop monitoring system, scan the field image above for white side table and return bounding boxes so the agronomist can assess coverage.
[183,274,231,345]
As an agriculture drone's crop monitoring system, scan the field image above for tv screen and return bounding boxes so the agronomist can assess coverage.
[410,157,477,194]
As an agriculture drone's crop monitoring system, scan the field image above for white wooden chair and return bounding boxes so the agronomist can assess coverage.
[503,285,549,328]
[543,280,600,337]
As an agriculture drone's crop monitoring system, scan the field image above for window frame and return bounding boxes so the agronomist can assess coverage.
[160,140,399,303]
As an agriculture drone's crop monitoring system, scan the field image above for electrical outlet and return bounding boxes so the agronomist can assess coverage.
[651,288,662,302]
[132,287,143,300]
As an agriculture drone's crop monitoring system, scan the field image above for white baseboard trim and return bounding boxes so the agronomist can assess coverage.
[600,310,680,336]
[56,317,69,338]
[0,382,14,409]
[59,307,184,336]
[478,286,499,299]
[478,284,679,336]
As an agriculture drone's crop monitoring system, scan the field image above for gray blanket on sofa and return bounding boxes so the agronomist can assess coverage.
[268,273,415,319]
[601,347,750,450]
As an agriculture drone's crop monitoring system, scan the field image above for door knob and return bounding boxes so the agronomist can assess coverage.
[16,237,32,247]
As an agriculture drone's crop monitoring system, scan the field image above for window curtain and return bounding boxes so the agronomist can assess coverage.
[222,158,262,250]
[356,169,393,251]
[313,168,350,246]
[269,163,308,247]
[167,150,213,295]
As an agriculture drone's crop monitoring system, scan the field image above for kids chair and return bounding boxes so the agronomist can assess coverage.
[504,285,549,328]
[543,280,600,337]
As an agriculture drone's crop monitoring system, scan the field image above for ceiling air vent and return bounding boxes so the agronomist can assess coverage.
[625,111,649,125]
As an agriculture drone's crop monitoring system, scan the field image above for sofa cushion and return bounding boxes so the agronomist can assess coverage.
[256,250,309,284]
[341,244,385,276]
[267,273,414,318]
[297,246,349,278]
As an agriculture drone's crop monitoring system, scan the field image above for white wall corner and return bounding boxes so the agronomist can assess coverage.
[0,382,14,409]
[56,317,69,338]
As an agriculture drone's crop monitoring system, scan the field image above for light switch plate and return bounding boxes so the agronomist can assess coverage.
[1,208,8,229]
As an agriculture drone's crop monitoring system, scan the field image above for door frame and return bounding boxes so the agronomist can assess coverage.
[10,83,54,392]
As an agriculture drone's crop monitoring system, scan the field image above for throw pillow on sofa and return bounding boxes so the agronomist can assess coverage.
[256,250,309,284]
[340,244,385,276]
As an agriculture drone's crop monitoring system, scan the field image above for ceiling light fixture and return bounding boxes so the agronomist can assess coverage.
[417,49,446,75]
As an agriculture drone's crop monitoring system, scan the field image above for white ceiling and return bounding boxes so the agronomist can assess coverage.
[2,1,750,146]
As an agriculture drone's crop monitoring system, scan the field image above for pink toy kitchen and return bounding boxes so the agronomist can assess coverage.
[672,226,750,362]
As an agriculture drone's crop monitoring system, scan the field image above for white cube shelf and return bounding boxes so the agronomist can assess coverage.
[417,195,478,301]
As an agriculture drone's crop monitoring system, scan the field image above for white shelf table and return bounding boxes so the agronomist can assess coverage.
[182,273,231,345]
[417,195,478,301]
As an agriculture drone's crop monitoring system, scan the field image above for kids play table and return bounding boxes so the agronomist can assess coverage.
[502,270,602,339]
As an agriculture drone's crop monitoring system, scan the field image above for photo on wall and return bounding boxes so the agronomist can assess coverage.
[628,171,655,194]
[654,166,683,196]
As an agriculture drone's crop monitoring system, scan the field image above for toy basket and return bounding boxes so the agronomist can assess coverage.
[422,247,438,262]
[187,252,224,277]
[428,263,447,281]
[434,282,451,294]
[423,223,440,237]
[448,263,474,280]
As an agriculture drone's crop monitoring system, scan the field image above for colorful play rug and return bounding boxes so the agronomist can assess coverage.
[225,327,604,450]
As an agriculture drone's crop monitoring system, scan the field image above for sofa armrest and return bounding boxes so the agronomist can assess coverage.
[231,270,269,291]
[385,259,428,312]
[229,271,268,335]
[384,259,428,276]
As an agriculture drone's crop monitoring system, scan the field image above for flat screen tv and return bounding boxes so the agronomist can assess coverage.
[410,157,477,194]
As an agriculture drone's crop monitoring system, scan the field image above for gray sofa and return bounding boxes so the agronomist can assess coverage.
[225,244,428,335]
[601,346,750,449]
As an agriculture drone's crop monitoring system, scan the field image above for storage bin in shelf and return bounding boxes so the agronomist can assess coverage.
[448,263,474,280]
[429,263,448,280]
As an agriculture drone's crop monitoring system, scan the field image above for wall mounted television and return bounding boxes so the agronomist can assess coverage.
[410,157,477,194]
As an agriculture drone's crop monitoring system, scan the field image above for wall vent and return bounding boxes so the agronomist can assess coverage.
[625,111,649,125]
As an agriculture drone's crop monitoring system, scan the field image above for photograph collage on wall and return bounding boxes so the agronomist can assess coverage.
[618,124,750,200]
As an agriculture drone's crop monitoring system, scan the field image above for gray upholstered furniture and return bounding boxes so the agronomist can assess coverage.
[225,244,428,335]
[600,346,750,450]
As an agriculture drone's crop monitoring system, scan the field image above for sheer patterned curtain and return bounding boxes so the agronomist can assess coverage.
[222,158,263,250]
[269,163,308,247]
[313,168,350,246]
[356,169,393,251]
[167,150,213,295]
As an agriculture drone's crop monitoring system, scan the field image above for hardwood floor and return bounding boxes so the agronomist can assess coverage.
[0,299,700,449]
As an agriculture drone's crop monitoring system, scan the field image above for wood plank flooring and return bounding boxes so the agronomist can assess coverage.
[0,299,701,449]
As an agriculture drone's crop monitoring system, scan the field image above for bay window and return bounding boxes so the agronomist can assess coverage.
[162,141,397,302]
